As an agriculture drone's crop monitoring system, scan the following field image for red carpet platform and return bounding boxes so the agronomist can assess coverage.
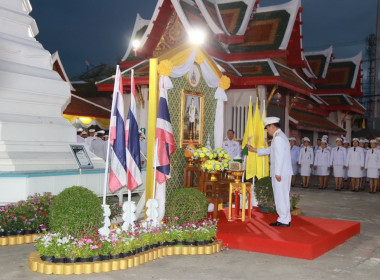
[216,208,360,260]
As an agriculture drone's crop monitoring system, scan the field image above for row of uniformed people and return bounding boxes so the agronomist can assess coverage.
[291,137,380,193]
[76,128,108,161]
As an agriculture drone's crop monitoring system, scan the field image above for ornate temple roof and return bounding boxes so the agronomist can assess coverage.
[289,109,346,135]
[303,46,333,79]
[315,52,362,91]
[318,94,366,115]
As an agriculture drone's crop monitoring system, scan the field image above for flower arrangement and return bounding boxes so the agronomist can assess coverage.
[213,148,230,160]
[192,147,214,160]
[0,193,52,236]
[34,218,218,262]
[290,193,301,210]
[201,159,225,172]
[158,59,173,76]
[219,75,230,90]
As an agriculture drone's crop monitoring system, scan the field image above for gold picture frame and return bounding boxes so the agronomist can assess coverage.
[180,89,204,147]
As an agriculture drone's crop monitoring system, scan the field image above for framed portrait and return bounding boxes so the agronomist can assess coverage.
[180,89,204,147]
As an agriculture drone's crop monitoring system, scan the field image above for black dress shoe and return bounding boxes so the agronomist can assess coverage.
[269,221,290,227]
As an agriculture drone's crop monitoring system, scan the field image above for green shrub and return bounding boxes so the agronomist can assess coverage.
[165,188,208,225]
[49,186,102,236]
[254,176,274,207]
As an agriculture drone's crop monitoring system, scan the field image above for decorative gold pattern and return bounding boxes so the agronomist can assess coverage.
[153,14,187,58]
[29,240,223,275]
[166,74,217,197]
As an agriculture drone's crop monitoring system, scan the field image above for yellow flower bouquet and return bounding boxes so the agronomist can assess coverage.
[201,160,226,172]
[212,148,230,160]
[192,147,214,160]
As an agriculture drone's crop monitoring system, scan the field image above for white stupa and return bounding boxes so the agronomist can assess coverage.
[0,0,105,203]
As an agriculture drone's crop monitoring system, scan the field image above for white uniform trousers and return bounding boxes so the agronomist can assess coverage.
[272,175,291,224]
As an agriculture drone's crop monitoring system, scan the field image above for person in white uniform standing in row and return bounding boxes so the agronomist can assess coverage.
[289,137,300,187]
[359,139,368,190]
[90,130,107,161]
[365,139,380,193]
[329,137,346,191]
[249,117,293,227]
[314,139,330,189]
[298,137,314,188]
[345,138,364,192]
[222,129,241,159]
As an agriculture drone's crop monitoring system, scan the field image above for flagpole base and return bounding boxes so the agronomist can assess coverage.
[99,205,111,236]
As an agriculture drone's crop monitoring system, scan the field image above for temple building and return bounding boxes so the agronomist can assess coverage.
[96,0,365,147]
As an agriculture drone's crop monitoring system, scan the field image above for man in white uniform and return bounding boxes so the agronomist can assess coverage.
[85,129,96,147]
[345,138,364,192]
[76,128,85,143]
[289,137,300,187]
[222,129,240,159]
[90,131,107,161]
[249,117,293,227]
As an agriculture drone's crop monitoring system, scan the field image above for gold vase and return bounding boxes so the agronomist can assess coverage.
[232,171,244,183]
[209,171,218,181]
[186,157,194,167]
[226,170,233,180]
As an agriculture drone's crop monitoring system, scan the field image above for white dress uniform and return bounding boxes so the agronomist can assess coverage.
[314,148,330,176]
[365,148,380,178]
[329,146,346,177]
[258,129,293,224]
[77,135,85,143]
[362,148,368,177]
[85,136,96,147]
[345,147,365,178]
[298,146,314,176]
[222,139,240,159]
[90,137,107,161]
[290,145,300,175]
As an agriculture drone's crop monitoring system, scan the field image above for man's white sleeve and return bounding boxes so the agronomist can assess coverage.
[257,147,270,156]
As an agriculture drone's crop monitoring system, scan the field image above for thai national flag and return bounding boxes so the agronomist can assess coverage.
[155,80,176,184]
[109,67,127,192]
[109,68,142,192]
[124,69,142,190]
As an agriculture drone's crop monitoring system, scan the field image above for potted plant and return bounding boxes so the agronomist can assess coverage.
[290,193,302,215]
[254,177,276,213]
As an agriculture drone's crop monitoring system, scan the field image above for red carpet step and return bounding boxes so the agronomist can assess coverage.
[216,208,360,260]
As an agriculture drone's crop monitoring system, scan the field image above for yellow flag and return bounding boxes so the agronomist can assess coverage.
[242,99,256,179]
[252,101,266,179]
[261,107,270,178]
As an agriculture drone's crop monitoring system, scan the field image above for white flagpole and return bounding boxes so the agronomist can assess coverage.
[99,65,120,236]
[102,65,120,206]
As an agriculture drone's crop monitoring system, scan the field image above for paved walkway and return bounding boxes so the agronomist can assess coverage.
[1,178,380,280]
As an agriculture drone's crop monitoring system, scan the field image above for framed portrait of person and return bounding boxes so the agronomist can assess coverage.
[180,89,204,147]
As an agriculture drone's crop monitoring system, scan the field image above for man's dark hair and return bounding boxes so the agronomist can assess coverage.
[272,123,281,128]
[227,129,235,134]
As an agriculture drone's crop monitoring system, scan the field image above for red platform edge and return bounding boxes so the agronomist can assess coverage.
[215,208,360,260]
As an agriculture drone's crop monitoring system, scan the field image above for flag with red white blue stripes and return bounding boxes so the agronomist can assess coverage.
[155,81,175,184]
[108,68,142,192]
[125,69,142,190]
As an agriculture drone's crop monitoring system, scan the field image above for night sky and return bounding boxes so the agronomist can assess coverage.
[29,0,378,80]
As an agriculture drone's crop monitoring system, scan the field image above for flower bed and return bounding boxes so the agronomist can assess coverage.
[34,218,218,263]
[0,193,52,237]
[29,240,223,275]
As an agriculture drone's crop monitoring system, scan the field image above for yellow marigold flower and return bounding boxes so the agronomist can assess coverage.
[216,165,221,170]
[219,75,230,90]
[224,154,229,158]
[200,153,205,157]
[158,59,173,76]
